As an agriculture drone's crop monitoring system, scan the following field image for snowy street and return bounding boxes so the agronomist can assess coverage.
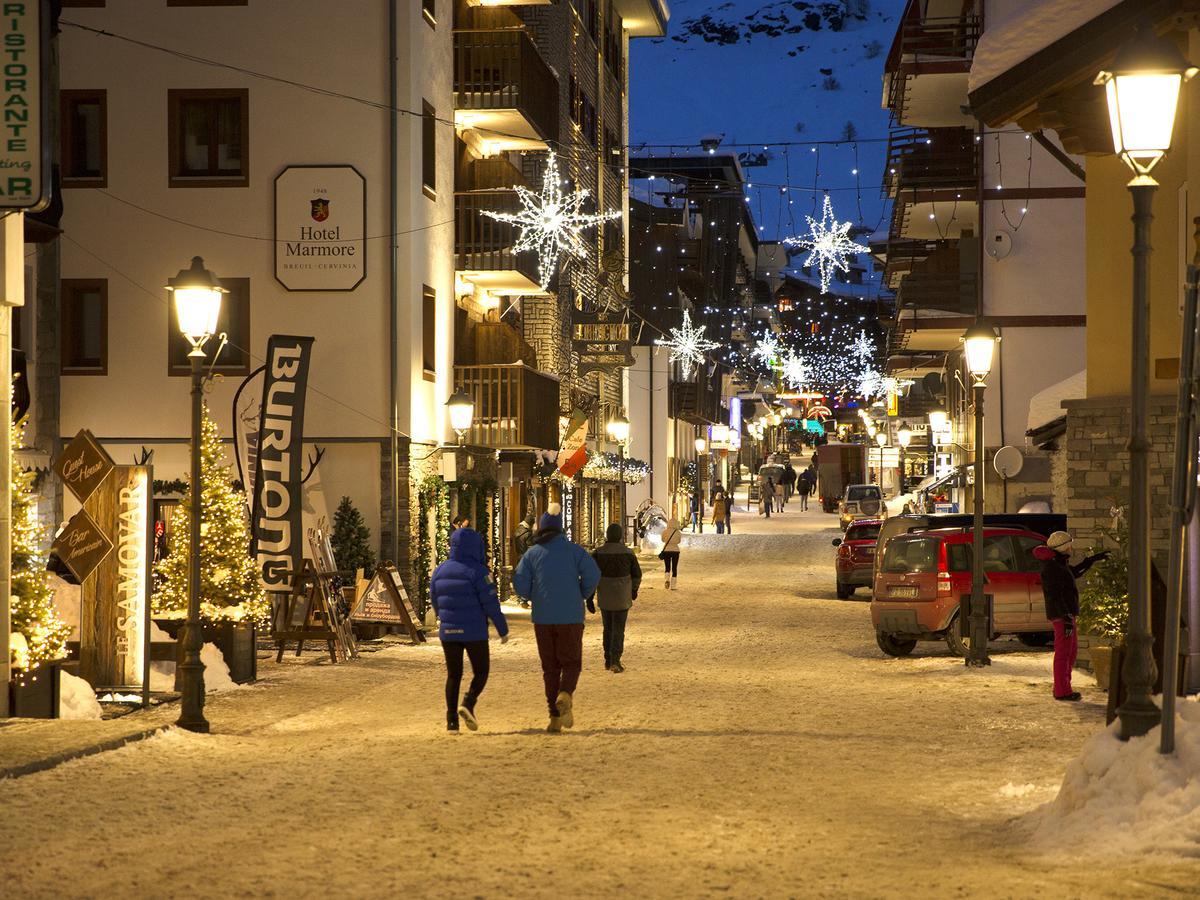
[2,502,1197,898]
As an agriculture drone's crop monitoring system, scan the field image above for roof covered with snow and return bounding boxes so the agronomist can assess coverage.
[968,0,1122,94]
[1027,369,1086,434]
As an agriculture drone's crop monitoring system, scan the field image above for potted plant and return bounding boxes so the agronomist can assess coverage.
[1076,518,1129,692]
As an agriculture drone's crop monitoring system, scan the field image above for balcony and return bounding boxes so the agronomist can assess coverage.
[883,0,980,127]
[455,189,543,295]
[669,379,720,426]
[454,29,559,151]
[893,238,978,316]
[884,127,977,200]
[453,364,561,451]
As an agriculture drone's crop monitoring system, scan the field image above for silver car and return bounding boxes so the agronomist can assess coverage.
[839,484,886,529]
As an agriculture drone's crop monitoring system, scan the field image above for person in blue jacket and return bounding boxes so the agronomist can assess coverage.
[430,527,508,732]
[511,503,601,733]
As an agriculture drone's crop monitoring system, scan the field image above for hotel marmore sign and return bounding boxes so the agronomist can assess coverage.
[274,165,366,291]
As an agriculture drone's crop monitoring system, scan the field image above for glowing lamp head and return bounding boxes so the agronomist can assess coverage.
[897,427,913,448]
[875,431,887,448]
[1096,26,1197,177]
[167,256,226,351]
[962,320,1000,383]
[928,409,948,432]
[694,436,707,454]
[446,391,475,437]
[606,413,631,445]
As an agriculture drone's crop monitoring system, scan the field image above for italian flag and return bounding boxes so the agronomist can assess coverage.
[557,410,589,478]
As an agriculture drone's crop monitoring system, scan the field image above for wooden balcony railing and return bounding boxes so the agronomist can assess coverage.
[884,127,978,199]
[883,0,981,120]
[454,364,561,450]
[454,29,559,144]
[669,379,721,426]
[455,190,540,284]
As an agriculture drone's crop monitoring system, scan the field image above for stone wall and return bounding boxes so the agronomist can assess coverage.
[1063,396,1175,563]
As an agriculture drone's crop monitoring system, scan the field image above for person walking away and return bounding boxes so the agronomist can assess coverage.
[711,490,728,534]
[511,503,601,733]
[762,478,774,518]
[1034,531,1108,702]
[659,516,682,589]
[690,491,704,533]
[783,462,797,504]
[724,488,733,533]
[797,468,811,511]
[511,514,536,608]
[430,528,509,732]
[591,523,641,672]
[774,479,785,513]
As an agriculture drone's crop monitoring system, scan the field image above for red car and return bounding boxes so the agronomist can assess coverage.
[832,518,882,599]
[870,527,1055,657]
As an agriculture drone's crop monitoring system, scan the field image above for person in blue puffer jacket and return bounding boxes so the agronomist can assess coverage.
[431,527,508,733]
[512,503,601,733]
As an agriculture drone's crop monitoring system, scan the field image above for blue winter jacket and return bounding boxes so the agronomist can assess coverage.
[430,529,508,642]
[511,528,602,625]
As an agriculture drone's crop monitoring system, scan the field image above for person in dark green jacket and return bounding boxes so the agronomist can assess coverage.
[591,523,642,673]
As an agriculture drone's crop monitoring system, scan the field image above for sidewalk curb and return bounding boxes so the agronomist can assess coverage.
[0,725,171,780]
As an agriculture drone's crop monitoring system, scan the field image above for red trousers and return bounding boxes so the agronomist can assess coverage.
[534,623,584,716]
[1052,617,1078,698]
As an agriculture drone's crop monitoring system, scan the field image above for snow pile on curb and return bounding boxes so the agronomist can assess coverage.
[1026,699,1200,857]
[58,671,102,720]
[148,642,240,693]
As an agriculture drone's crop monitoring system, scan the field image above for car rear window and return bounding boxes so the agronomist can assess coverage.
[846,486,880,501]
[881,537,939,573]
[846,522,881,541]
[946,543,971,572]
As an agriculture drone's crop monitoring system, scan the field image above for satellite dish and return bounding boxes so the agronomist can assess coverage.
[994,445,1024,479]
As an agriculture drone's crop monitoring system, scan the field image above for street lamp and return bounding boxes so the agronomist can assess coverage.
[962,319,1000,668]
[928,408,948,432]
[694,434,707,533]
[1096,25,1196,740]
[874,430,887,488]
[606,413,630,538]
[446,391,475,446]
[897,426,912,495]
[166,256,227,734]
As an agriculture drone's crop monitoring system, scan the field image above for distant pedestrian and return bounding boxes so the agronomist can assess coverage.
[430,528,509,733]
[659,516,683,589]
[591,523,642,672]
[711,491,728,534]
[761,478,774,518]
[783,462,797,502]
[797,469,811,511]
[1034,531,1109,702]
[512,503,601,733]
[774,480,785,513]
[453,515,471,531]
[690,492,702,532]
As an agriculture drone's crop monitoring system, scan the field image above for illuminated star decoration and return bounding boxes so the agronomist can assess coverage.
[784,194,869,294]
[781,350,807,390]
[849,329,875,368]
[658,310,719,380]
[481,151,621,289]
[881,376,915,397]
[751,333,782,366]
[859,367,884,399]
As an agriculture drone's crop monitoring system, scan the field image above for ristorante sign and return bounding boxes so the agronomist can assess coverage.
[0,1,49,210]
[274,165,365,291]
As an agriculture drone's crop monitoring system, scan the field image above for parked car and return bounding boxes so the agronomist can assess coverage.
[870,527,1055,657]
[838,484,886,529]
[832,518,882,599]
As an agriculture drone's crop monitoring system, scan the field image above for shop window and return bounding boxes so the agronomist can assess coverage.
[168,89,249,187]
[62,90,107,186]
[423,100,436,198]
[168,277,251,375]
[423,286,436,380]
[60,279,107,375]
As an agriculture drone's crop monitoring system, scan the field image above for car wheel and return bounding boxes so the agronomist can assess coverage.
[836,581,853,600]
[876,631,917,657]
[1018,631,1054,648]
[945,616,971,657]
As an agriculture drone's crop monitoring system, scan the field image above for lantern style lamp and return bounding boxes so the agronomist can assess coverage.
[962,320,1000,386]
[168,256,226,354]
[607,413,631,533]
[694,436,707,454]
[606,413,631,445]
[874,431,887,448]
[897,427,913,448]
[928,409,948,432]
[446,391,475,445]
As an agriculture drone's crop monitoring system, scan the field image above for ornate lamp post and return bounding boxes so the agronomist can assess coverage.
[606,413,630,538]
[1096,26,1196,739]
[897,426,912,495]
[962,319,1000,668]
[694,434,707,533]
[874,430,887,489]
[166,256,227,734]
[446,391,475,446]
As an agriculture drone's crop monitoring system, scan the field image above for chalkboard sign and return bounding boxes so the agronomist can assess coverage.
[51,508,113,582]
[55,429,115,503]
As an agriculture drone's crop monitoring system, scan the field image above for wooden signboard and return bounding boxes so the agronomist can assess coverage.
[80,466,153,690]
[50,508,113,582]
[352,563,426,643]
[55,429,115,503]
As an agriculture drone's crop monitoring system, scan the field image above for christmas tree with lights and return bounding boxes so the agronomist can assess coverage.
[152,403,267,624]
[10,419,71,669]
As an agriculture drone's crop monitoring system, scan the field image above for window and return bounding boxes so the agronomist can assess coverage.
[1014,535,1046,572]
[568,75,596,145]
[981,535,1018,572]
[168,89,248,187]
[422,101,436,198]
[422,286,436,379]
[61,90,106,186]
[422,0,435,26]
[60,280,107,375]
[845,522,881,542]
[168,277,251,376]
[880,536,938,574]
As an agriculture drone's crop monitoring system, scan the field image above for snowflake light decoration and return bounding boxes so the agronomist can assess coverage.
[849,329,875,367]
[784,194,868,294]
[881,376,915,397]
[858,367,884,399]
[751,333,782,366]
[481,151,621,289]
[781,350,807,390]
[657,310,719,380]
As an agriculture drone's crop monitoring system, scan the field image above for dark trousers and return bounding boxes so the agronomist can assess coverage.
[534,623,584,716]
[662,551,680,576]
[442,640,489,715]
[601,608,629,666]
[716,520,725,534]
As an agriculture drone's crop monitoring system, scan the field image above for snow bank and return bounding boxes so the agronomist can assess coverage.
[1027,370,1085,434]
[969,0,1121,93]
[58,671,102,720]
[1027,699,1200,857]
[148,643,240,693]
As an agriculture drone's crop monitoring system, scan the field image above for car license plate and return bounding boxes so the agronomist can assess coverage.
[889,585,919,599]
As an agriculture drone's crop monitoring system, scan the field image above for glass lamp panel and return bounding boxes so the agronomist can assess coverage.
[174,287,221,340]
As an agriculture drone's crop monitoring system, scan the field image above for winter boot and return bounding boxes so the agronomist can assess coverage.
[1054,692,1082,702]
[459,694,479,731]
[665,574,671,589]
[612,659,625,673]
[555,690,575,729]
[546,715,563,733]
[447,712,460,733]
[671,576,677,590]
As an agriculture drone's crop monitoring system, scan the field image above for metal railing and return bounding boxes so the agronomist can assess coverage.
[454,364,561,450]
[897,271,977,316]
[454,29,559,144]
[883,4,982,120]
[884,127,978,199]
[455,190,540,285]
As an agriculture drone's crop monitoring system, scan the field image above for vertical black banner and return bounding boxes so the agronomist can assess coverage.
[251,335,314,591]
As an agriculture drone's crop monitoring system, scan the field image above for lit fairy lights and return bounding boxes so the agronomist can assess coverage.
[783,194,869,294]
[481,151,621,289]
[658,310,719,379]
[781,350,807,390]
[751,332,782,366]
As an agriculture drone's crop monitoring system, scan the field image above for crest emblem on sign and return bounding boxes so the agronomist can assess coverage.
[310,198,330,222]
